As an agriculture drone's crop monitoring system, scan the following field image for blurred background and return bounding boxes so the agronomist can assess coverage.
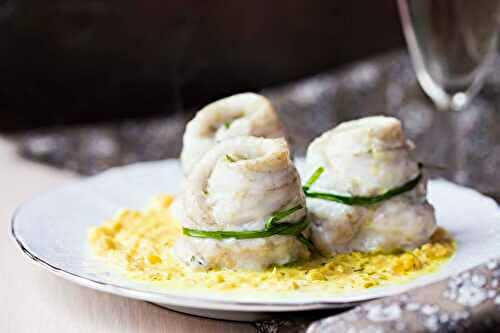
[0,0,403,130]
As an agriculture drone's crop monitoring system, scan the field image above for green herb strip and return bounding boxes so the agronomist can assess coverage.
[296,234,316,253]
[303,163,423,206]
[183,218,308,240]
[225,154,237,162]
[264,204,302,229]
[302,166,325,191]
[182,205,314,250]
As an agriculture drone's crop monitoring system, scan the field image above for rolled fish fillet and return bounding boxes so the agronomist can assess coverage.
[305,116,437,255]
[180,93,285,175]
[174,137,310,270]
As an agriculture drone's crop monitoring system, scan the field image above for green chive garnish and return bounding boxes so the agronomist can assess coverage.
[296,234,316,253]
[265,204,302,229]
[182,204,317,253]
[183,218,309,240]
[225,154,237,162]
[303,164,423,206]
[302,167,325,191]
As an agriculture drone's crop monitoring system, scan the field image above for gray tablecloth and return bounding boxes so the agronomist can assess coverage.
[308,259,500,333]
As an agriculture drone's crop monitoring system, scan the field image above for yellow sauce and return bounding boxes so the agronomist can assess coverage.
[88,195,454,296]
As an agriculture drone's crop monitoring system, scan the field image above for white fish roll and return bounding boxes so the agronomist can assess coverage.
[305,116,437,255]
[180,93,285,175]
[307,116,419,196]
[174,137,310,270]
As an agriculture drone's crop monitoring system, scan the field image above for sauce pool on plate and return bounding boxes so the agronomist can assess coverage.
[88,195,454,296]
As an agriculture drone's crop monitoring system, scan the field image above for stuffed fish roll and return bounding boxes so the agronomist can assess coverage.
[180,93,285,175]
[174,137,310,270]
[304,116,436,255]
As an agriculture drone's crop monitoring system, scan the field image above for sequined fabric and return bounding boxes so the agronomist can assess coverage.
[308,259,500,333]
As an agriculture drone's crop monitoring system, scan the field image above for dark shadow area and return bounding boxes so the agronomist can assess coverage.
[0,0,403,130]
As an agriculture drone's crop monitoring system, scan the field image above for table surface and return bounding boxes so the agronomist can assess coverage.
[0,137,255,333]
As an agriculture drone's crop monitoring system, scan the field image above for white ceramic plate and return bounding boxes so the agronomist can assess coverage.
[11,159,500,321]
